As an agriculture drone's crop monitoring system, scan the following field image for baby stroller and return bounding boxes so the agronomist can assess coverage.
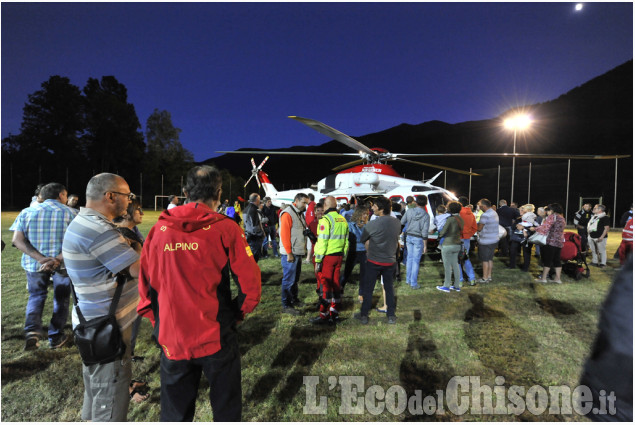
[560,232,590,280]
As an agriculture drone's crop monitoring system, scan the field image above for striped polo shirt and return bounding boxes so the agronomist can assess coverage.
[62,207,140,330]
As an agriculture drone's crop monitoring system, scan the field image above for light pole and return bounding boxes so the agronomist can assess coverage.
[504,114,531,204]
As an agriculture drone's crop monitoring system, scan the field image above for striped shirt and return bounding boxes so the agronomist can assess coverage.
[10,200,77,272]
[62,207,140,330]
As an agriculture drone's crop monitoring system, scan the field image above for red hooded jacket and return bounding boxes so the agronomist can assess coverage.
[138,202,261,360]
[460,206,478,240]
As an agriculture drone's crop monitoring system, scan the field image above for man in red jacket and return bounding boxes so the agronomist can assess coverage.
[138,165,261,421]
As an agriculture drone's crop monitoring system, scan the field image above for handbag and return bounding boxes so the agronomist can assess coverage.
[458,247,468,262]
[528,232,547,246]
[453,216,468,262]
[71,274,127,366]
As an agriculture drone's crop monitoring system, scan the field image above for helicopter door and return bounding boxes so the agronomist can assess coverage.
[321,174,337,194]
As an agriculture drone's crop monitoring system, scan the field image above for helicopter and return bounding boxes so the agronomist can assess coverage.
[218,116,631,244]
[217,116,484,244]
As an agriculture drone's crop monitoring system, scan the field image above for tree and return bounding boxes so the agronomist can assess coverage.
[1,76,85,207]
[82,76,145,179]
[143,109,194,201]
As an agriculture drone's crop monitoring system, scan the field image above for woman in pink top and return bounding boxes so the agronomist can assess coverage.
[532,203,566,283]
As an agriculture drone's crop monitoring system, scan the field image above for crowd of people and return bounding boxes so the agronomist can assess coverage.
[6,167,633,421]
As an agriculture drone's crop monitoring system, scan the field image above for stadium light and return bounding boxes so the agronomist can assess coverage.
[504,114,532,204]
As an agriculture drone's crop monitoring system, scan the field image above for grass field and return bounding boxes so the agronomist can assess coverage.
[1,210,623,421]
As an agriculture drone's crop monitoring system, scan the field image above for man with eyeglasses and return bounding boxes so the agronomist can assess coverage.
[62,173,141,422]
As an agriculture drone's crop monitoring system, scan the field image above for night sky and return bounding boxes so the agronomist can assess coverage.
[2,2,632,162]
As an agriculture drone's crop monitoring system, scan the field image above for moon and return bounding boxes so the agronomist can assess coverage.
[575,4,583,11]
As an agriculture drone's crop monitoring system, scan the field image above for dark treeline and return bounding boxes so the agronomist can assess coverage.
[1,75,244,210]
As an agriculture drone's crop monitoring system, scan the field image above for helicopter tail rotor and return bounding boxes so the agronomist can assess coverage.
[244,156,270,188]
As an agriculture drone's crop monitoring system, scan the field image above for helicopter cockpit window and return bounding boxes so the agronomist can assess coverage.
[411,186,428,192]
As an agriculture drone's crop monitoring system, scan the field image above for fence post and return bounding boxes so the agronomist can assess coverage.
[613,157,618,228]
[496,165,500,206]
[468,168,472,204]
[528,162,532,204]
[10,162,14,207]
[565,160,571,224]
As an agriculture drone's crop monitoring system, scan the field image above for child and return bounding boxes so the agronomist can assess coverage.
[434,204,451,247]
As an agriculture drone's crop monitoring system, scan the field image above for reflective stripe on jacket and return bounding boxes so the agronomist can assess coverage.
[314,211,349,262]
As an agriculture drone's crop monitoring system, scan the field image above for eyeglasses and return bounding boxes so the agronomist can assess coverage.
[105,191,136,201]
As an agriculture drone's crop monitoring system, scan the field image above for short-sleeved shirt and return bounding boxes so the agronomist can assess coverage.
[588,215,611,239]
[62,207,140,330]
[361,215,401,264]
[9,207,35,231]
[11,200,77,272]
[478,208,500,245]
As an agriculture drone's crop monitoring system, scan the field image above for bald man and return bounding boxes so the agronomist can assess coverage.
[310,196,349,324]
[62,173,140,421]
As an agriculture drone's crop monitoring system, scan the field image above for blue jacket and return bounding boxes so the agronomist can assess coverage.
[348,221,366,252]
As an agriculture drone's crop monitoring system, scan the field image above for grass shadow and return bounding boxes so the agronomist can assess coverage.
[1,350,69,384]
[463,293,563,420]
[247,323,336,409]
[530,282,598,347]
[260,271,279,286]
[400,309,455,421]
[238,315,278,356]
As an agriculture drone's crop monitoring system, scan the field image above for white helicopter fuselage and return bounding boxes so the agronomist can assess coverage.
[258,164,457,240]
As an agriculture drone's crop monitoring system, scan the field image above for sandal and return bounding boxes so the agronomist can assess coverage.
[129,380,150,403]
[130,387,149,403]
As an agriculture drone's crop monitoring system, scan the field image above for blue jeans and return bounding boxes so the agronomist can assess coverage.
[25,271,71,341]
[262,227,279,257]
[361,261,396,317]
[406,236,424,287]
[401,235,408,265]
[247,236,263,262]
[460,239,476,282]
[281,256,302,307]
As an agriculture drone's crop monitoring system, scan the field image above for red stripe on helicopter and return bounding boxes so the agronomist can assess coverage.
[337,163,402,177]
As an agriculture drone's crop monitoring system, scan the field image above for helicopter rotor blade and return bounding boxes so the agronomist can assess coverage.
[217,150,360,157]
[393,158,481,176]
[391,153,631,160]
[288,116,377,158]
[332,159,365,172]
[258,156,270,170]
[244,174,254,187]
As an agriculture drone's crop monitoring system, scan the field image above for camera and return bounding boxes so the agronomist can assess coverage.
[303,228,317,243]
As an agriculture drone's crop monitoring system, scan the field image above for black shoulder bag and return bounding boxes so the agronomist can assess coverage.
[71,274,127,366]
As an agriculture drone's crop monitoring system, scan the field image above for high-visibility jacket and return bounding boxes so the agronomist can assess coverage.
[314,210,349,262]
[622,218,633,242]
